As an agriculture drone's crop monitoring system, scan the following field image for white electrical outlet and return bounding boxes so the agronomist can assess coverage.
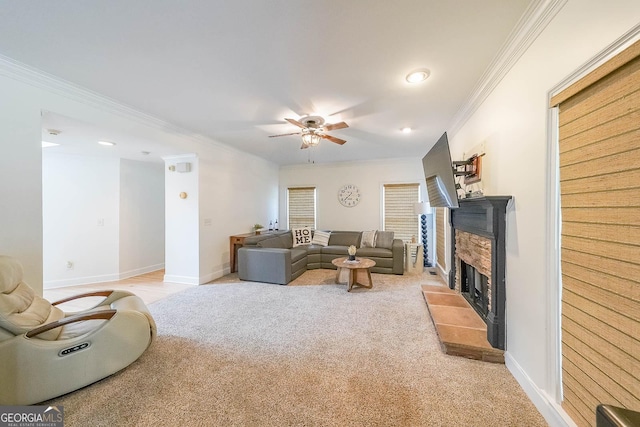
[66,261,74,270]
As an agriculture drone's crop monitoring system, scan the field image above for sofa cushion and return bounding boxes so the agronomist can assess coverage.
[292,228,313,247]
[322,245,349,255]
[311,230,331,246]
[375,231,395,249]
[360,230,377,248]
[290,248,308,263]
[356,247,393,258]
[279,232,293,249]
[305,244,323,255]
[328,231,361,247]
[257,237,285,249]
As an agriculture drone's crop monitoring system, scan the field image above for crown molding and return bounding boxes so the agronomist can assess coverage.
[0,53,255,159]
[548,22,640,100]
[448,0,567,136]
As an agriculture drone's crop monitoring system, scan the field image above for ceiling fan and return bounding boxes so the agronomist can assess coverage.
[269,116,349,149]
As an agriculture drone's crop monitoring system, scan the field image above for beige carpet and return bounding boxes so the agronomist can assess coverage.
[45,270,547,426]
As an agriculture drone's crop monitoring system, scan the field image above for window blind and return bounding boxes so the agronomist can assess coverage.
[551,40,640,427]
[383,183,420,243]
[287,187,316,229]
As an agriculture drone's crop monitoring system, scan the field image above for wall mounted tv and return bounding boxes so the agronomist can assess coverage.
[422,132,460,208]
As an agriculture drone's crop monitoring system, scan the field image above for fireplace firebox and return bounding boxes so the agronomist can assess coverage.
[460,261,489,319]
[449,196,511,350]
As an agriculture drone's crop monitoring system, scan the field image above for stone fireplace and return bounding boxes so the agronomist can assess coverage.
[455,231,492,320]
[449,196,511,350]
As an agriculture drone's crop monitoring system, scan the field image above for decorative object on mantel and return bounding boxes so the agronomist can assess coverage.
[253,224,264,235]
[348,245,357,261]
[414,202,431,267]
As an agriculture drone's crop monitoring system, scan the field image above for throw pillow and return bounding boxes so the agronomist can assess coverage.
[311,230,331,247]
[375,231,395,249]
[360,230,377,248]
[292,228,312,247]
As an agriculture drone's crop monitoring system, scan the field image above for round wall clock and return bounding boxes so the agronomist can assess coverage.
[338,184,361,207]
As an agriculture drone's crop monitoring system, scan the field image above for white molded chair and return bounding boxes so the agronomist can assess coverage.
[0,255,157,405]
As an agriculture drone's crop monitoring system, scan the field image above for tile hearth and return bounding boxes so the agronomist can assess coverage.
[422,284,504,363]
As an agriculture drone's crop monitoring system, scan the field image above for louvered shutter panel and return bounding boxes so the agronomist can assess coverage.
[383,183,420,242]
[551,40,640,427]
[288,187,316,229]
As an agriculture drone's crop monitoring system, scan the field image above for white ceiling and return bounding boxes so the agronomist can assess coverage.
[0,0,532,165]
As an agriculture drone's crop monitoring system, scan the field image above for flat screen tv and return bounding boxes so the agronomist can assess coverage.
[422,132,459,208]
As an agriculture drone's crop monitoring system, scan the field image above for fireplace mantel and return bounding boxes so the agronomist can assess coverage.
[449,196,511,349]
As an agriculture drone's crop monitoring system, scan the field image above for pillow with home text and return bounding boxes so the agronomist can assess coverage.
[292,228,312,247]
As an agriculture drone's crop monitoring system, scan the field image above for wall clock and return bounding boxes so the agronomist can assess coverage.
[338,184,361,207]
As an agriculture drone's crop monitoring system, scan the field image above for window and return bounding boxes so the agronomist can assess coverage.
[551,40,640,423]
[287,187,316,229]
[383,183,420,242]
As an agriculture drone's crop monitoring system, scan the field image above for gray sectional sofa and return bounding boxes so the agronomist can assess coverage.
[237,230,404,285]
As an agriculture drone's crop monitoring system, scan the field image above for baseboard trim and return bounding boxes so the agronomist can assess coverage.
[163,274,200,286]
[118,263,165,280]
[199,267,228,285]
[44,264,166,289]
[505,352,577,427]
[436,263,448,285]
[44,273,120,289]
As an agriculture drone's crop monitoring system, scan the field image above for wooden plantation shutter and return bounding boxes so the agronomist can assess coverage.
[287,187,316,229]
[551,40,640,427]
[383,183,419,243]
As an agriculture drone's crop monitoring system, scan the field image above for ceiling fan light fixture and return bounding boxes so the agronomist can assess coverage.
[405,69,430,84]
[301,132,321,147]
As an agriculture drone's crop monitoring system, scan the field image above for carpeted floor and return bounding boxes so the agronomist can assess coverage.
[46,270,547,426]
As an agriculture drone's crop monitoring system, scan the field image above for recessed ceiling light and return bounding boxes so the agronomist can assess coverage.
[401,127,412,134]
[41,141,60,148]
[405,69,430,84]
[98,140,116,146]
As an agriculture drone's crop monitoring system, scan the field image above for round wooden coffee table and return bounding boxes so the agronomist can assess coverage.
[331,257,376,292]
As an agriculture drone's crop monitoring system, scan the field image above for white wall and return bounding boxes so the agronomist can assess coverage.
[0,59,279,294]
[448,1,640,424]
[42,153,120,287]
[0,85,43,291]
[163,154,200,284]
[279,158,434,263]
[199,151,279,282]
[42,154,165,287]
[119,159,165,277]
[162,149,279,285]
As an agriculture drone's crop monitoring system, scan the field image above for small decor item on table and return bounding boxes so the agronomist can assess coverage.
[253,223,264,235]
[348,245,357,261]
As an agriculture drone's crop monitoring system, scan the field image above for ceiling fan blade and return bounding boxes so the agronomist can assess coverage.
[269,132,301,138]
[320,134,346,145]
[323,121,349,131]
[285,118,307,129]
